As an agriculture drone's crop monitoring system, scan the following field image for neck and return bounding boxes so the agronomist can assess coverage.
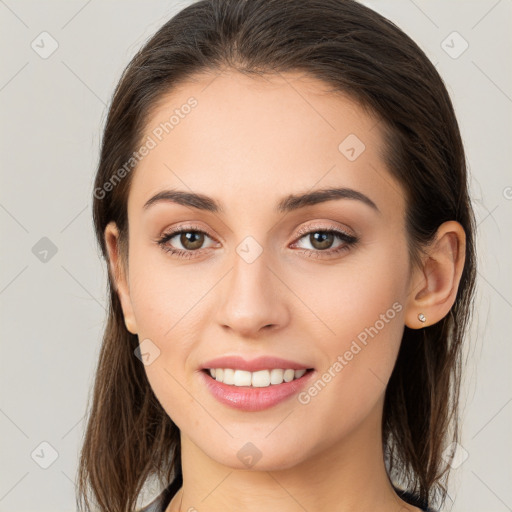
[167,395,419,512]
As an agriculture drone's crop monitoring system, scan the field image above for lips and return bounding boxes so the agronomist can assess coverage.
[200,355,313,372]
[199,366,315,411]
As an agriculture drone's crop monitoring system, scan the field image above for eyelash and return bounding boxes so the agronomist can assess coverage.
[155,223,359,259]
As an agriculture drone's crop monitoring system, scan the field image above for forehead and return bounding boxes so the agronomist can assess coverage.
[128,70,405,221]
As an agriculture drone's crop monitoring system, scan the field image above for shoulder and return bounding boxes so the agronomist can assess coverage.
[140,478,436,512]
[393,486,437,512]
[138,472,182,512]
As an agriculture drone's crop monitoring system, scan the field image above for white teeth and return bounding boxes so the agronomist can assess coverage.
[207,368,309,387]
[233,370,252,386]
[222,368,235,385]
[251,370,270,387]
[270,368,284,384]
[283,369,295,382]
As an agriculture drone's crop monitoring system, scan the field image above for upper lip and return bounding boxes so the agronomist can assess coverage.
[201,355,313,372]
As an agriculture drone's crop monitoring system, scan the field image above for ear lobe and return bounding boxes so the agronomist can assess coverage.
[104,221,138,334]
[404,221,466,329]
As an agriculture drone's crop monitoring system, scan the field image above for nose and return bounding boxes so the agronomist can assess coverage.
[216,248,290,338]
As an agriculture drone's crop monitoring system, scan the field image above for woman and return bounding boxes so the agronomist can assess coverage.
[77,1,476,511]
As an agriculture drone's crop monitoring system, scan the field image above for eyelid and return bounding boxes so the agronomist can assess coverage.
[159,221,355,243]
[294,222,356,240]
[159,222,218,241]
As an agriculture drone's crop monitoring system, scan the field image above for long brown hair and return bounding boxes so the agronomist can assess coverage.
[77,0,477,510]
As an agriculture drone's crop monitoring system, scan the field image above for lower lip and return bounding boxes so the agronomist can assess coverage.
[199,369,315,412]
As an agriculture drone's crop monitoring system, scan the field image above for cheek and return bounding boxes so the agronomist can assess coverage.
[293,239,408,417]
[127,244,210,339]
[293,236,408,354]
[126,249,214,419]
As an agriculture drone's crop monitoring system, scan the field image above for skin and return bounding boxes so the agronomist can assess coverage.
[104,70,466,512]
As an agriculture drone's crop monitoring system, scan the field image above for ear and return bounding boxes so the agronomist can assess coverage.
[404,221,466,329]
[104,221,138,334]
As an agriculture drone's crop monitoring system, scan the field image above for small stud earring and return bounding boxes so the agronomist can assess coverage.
[418,313,426,323]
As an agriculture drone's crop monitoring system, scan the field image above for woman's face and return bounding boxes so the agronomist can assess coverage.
[111,71,416,470]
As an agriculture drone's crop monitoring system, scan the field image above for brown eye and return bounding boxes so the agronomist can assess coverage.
[179,231,205,250]
[292,226,359,259]
[156,225,218,257]
[307,231,336,250]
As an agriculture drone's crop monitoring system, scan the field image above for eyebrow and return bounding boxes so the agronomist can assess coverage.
[143,187,380,214]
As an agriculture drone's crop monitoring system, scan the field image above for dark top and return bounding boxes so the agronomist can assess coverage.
[138,470,436,512]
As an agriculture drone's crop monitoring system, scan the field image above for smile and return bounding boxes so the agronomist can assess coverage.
[205,368,309,387]
[200,367,315,411]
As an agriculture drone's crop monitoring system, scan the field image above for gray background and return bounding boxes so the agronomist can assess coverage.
[1,1,511,511]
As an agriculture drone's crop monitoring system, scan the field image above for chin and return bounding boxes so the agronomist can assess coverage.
[205,439,309,472]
